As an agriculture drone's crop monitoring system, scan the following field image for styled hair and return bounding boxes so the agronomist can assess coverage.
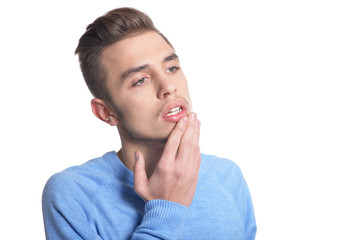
[75,7,171,101]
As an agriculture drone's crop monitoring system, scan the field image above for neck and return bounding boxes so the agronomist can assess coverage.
[117,137,165,179]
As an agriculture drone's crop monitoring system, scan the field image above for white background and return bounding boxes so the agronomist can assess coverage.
[1,0,360,239]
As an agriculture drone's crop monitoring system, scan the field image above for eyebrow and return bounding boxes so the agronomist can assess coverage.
[121,64,149,82]
[120,53,179,82]
[163,53,179,63]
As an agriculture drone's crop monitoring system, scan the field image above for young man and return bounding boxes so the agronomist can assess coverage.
[42,7,257,240]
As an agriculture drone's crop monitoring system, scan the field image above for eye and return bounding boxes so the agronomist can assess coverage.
[133,77,147,86]
[166,66,180,73]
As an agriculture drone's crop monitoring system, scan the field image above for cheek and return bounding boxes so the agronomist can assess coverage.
[176,75,190,93]
[119,94,154,119]
[178,80,191,99]
[181,82,193,110]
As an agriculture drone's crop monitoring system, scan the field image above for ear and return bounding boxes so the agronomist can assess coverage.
[90,98,119,126]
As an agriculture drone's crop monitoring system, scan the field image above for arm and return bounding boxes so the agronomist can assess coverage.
[131,113,201,239]
[42,113,201,240]
[242,178,257,240]
[42,176,103,240]
[235,168,257,240]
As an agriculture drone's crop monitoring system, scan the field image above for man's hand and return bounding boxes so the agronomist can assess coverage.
[133,112,201,207]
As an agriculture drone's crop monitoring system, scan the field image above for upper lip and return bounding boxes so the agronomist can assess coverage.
[161,99,188,118]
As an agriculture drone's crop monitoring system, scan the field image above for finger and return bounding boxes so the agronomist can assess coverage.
[190,118,201,170]
[192,119,201,153]
[133,151,148,199]
[161,116,189,161]
[176,112,197,162]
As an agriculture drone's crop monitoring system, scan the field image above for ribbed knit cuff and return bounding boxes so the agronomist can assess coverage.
[139,199,189,238]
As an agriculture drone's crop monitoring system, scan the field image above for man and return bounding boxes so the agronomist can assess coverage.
[42,7,257,240]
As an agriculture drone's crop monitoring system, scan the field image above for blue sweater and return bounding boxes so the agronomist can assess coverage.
[42,151,256,240]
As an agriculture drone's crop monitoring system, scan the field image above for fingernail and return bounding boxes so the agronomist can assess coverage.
[190,113,197,120]
[134,151,139,161]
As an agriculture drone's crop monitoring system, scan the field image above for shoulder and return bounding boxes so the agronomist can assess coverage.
[200,153,246,191]
[201,153,244,178]
[42,151,116,203]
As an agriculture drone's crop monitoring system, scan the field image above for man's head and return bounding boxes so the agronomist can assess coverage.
[75,8,192,144]
[75,7,171,102]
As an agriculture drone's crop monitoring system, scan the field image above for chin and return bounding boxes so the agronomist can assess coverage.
[121,120,178,144]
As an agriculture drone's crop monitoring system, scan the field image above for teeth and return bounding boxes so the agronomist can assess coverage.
[165,107,182,117]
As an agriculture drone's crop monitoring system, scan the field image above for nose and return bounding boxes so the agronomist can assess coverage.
[156,74,177,99]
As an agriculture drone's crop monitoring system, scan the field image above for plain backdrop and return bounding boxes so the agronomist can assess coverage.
[1,0,360,239]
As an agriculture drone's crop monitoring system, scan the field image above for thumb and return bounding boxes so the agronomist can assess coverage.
[133,150,148,198]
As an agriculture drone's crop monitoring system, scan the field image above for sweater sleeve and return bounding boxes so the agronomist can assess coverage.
[42,175,103,240]
[215,157,257,240]
[42,173,189,240]
[236,168,257,240]
[42,174,102,240]
[131,200,189,240]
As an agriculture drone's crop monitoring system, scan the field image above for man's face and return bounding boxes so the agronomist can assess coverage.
[101,31,192,143]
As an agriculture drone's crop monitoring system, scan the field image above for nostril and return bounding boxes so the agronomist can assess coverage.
[158,84,177,99]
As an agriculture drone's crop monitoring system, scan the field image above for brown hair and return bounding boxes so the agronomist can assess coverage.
[75,7,171,102]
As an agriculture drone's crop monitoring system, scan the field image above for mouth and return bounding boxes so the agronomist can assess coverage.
[164,106,183,117]
[162,100,188,123]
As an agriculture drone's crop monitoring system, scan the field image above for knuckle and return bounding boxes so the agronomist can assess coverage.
[174,167,185,178]
[133,163,142,172]
[186,121,196,132]
[182,140,192,150]
[157,162,172,175]
[166,137,180,150]
[176,121,187,131]
[173,124,186,136]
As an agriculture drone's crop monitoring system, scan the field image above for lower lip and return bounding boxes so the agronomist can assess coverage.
[163,109,187,123]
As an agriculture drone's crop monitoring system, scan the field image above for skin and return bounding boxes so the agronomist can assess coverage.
[91,31,201,206]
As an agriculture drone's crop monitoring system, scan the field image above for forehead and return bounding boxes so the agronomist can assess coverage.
[101,31,175,73]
